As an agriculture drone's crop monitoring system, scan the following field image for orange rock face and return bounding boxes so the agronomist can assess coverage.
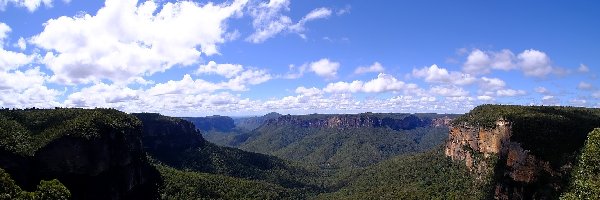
[445,119,561,199]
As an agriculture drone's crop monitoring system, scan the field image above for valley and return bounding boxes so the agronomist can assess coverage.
[0,105,599,199]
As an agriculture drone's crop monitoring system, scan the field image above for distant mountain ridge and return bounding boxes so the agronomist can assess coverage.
[236,113,458,168]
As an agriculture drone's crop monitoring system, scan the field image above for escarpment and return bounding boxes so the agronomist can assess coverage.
[264,113,453,130]
[446,105,600,199]
[0,108,160,200]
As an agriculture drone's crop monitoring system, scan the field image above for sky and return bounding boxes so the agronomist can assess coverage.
[0,0,599,116]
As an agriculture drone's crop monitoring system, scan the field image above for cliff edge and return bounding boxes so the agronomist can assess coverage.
[446,105,600,199]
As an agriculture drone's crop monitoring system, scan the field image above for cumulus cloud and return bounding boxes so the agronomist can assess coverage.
[309,58,339,79]
[295,86,322,97]
[246,0,332,43]
[517,49,553,77]
[0,22,35,72]
[412,64,476,85]
[0,67,60,108]
[0,0,52,12]
[324,73,414,93]
[462,49,556,77]
[196,61,243,78]
[31,0,247,84]
[496,89,526,97]
[463,49,516,75]
[477,95,494,101]
[354,62,384,74]
[479,77,506,90]
[429,85,469,97]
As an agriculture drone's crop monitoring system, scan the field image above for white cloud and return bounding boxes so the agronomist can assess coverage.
[289,7,332,33]
[309,58,339,78]
[324,73,410,93]
[196,61,243,78]
[412,64,476,85]
[246,0,332,43]
[336,5,351,16]
[246,0,291,43]
[534,86,549,94]
[496,89,526,97]
[429,85,469,97]
[0,48,33,71]
[479,77,506,90]
[0,67,60,108]
[577,81,593,90]
[282,64,307,79]
[354,62,384,74]
[463,49,516,75]
[16,37,26,50]
[541,95,559,105]
[295,86,322,97]
[222,68,271,91]
[517,49,553,77]
[477,95,494,101]
[462,49,556,77]
[0,22,35,71]
[31,0,247,84]
[363,73,407,93]
[147,74,220,96]
[578,64,589,73]
[323,80,363,93]
[0,0,52,12]
[0,22,9,46]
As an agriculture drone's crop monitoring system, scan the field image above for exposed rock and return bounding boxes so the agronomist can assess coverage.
[446,118,563,199]
[264,114,442,131]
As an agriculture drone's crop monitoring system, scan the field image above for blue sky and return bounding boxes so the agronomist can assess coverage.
[0,0,598,116]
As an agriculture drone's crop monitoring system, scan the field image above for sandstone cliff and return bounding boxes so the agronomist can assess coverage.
[446,105,600,199]
[264,113,451,130]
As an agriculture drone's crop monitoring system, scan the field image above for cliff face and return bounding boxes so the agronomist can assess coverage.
[0,109,160,200]
[264,114,441,130]
[446,119,564,199]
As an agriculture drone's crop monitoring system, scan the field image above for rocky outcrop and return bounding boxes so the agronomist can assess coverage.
[0,125,160,200]
[446,119,564,199]
[264,114,445,130]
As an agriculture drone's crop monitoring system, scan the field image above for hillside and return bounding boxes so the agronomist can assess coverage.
[317,147,486,199]
[132,113,324,196]
[237,113,456,168]
[234,112,283,131]
[0,108,160,199]
[447,105,600,199]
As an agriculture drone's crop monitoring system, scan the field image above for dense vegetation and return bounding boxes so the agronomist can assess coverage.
[1,106,598,199]
[317,147,486,199]
[233,112,282,131]
[0,108,141,156]
[453,105,600,165]
[0,168,70,200]
[236,113,453,168]
[561,128,600,199]
[181,115,236,133]
[133,113,325,195]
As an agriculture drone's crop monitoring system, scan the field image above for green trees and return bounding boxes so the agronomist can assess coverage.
[561,128,600,199]
[0,168,70,200]
[317,148,485,199]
